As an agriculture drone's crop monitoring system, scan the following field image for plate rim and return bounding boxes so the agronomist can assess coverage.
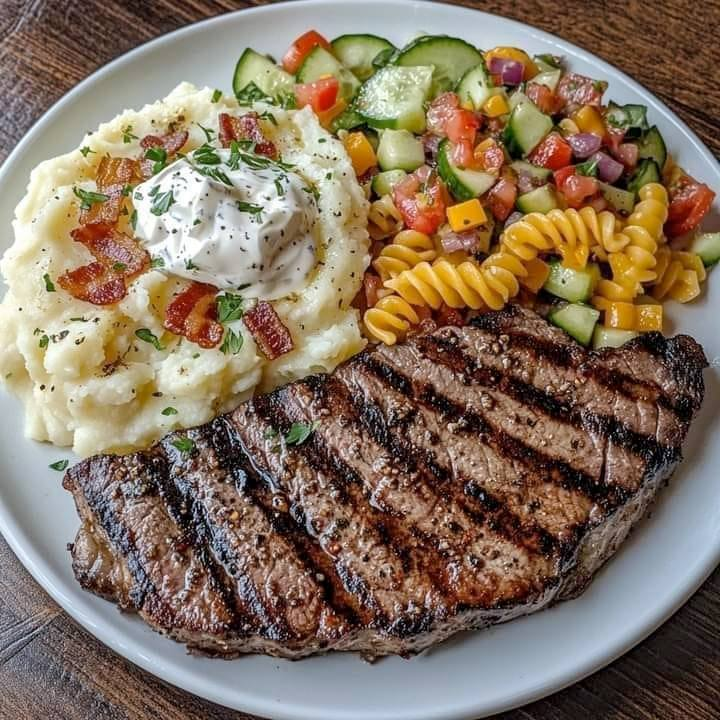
[0,2,718,719]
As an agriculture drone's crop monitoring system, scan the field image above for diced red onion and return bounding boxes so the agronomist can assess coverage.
[504,211,524,228]
[516,173,536,194]
[567,132,602,159]
[440,228,481,254]
[592,151,624,183]
[422,133,441,163]
[488,57,524,86]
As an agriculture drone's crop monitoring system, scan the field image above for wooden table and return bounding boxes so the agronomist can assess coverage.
[1,1,718,717]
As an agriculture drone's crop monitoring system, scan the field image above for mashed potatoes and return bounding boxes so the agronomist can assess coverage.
[0,83,369,456]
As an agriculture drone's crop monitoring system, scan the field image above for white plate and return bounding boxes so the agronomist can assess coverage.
[0,2,718,718]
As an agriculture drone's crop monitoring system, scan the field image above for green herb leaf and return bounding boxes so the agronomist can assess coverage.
[135,328,165,350]
[121,183,134,196]
[73,186,109,211]
[284,421,320,446]
[576,158,599,177]
[69,316,87,322]
[216,292,244,323]
[43,273,55,292]
[274,177,285,197]
[171,436,195,454]
[150,256,165,269]
[150,189,175,216]
[112,262,127,272]
[38,334,49,349]
[130,208,138,231]
[121,124,138,144]
[236,201,263,221]
[185,258,198,270]
[196,122,215,143]
[304,183,320,202]
[220,328,244,355]
[259,110,277,126]
[211,88,223,103]
[145,146,168,174]
[235,82,273,105]
[228,140,241,171]
[162,406,178,416]
[79,146,95,158]
[49,459,69,471]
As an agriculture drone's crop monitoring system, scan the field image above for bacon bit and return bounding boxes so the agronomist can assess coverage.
[57,262,126,305]
[71,224,149,277]
[164,282,224,349]
[353,271,383,313]
[218,112,277,158]
[140,130,189,155]
[243,301,294,360]
[79,157,138,225]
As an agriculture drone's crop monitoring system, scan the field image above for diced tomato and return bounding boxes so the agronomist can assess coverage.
[281,30,331,74]
[445,108,480,145]
[614,142,638,171]
[554,166,598,208]
[294,77,339,113]
[436,304,465,327]
[426,92,461,135]
[556,73,606,110]
[392,168,448,235]
[666,173,716,238]
[528,132,573,171]
[604,126,626,155]
[450,140,477,168]
[526,82,563,115]
[474,139,505,172]
[486,177,517,221]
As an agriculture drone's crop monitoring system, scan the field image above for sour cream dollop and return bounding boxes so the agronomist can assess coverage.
[133,147,318,299]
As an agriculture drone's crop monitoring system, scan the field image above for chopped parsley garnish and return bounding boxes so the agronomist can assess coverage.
[162,406,178,416]
[576,158,599,177]
[211,88,222,103]
[150,256,165,269]
[135,328,165,350]
[130,208,138,231]
[38,334,49,349]
[49,459,69,472]
[236,201,263,221]
[235,82,273,105]
[69,316,87,322]
[150,189,175,216]
[73,186,109,211]
[171,436,195,454]
[79,146,95,158]
[228,140,241,171]
[304,183,320,202]
[185,258,198,270]
[121,183,134,196]
[274,177,285,197]
[220,328,244,355]
[145,146,167,174]
[216,292,244,323]
[43,273,55,292]
[192,144,222,166]
[318,138,327,144]
[112,262,127,272]
[196,122,215,143]
[259,110,277,125]
[277,92,297,109]
[121,124,138,143]
[284,421,320,446]
[197,166,233,186]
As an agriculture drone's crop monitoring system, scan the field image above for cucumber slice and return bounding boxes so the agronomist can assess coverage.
[331,34,395,81]
[377,129,425,172]
[233,48,294,100]
[691,232,720,267]
[508,89,529,110]
[393,35,483,96]
[635,125,667,169]
[456,63,496,110]
[372,169,408,197]
[437,139,497,201]
[543,260,600,303]
[296,46,360,101]
[592,326,639,349]
[510,160,552,182]
[330,107,365,132]
[606,101,649,138]
[356,65,433,133]
[516,185,558,214]
[548,302,600,346]
[503,101,553,157]
[531,57,562,91]
[598,182,636,214]
[627,159,661,196]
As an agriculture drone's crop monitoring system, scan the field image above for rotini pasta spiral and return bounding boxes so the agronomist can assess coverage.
[363,295,420,345]
[372,230,437,281]
[368,194,403,241]
[384,251,527,312]
[626,182,669,243]
[651,247,706,303]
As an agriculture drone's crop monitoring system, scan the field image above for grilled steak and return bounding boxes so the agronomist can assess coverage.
[63,306,707,659]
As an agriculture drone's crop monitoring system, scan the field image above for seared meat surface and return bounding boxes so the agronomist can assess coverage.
[64,306,706,658]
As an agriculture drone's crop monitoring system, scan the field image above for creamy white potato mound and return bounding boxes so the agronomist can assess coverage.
[0,83,369,456]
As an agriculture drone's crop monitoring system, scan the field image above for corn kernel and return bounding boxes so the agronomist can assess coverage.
[573,105,606,138]
[483,93,510,117]
[446,199,487,232]
[636,303,663,331]
[605,301,637,330]
[342,131,377,176]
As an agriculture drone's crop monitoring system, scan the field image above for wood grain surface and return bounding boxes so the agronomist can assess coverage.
[0,1,718,718]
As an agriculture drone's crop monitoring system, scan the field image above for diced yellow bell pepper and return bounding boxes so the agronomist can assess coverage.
[446,199,487,232]
[483,93,510,118]
[342,131,377,176]
[605,301,637,330]
[636,303,663,331]
[484,47,538,80]
[573,105,606,138]
[558,118,580,136]
[317,98,347,129]
[520,258,551,293]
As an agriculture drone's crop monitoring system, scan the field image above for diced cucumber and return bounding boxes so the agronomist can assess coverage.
[606,101,649,138]
[377,129,425,171]
[516,185,558,214]
[296,47,360,101]
[372,169,408,197]
[627,159,661,196]
[534,54,562,71]
[330,107,365,132]
[437,139,497,201]
[592,326,639,349]
[456,63,496,110]
[233,48,294,100]
[503,101,553,157]
[543,260,600,303]
[510,160,552,182]
[598,182,636,214]
[393,35,483,96]
[356,65,433,133]
[508,89,529,110]
[531,56,562,91]
[691,232,720,267]
[331,34,395,81]
[548,302,600,346]
[635,125,667,169]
